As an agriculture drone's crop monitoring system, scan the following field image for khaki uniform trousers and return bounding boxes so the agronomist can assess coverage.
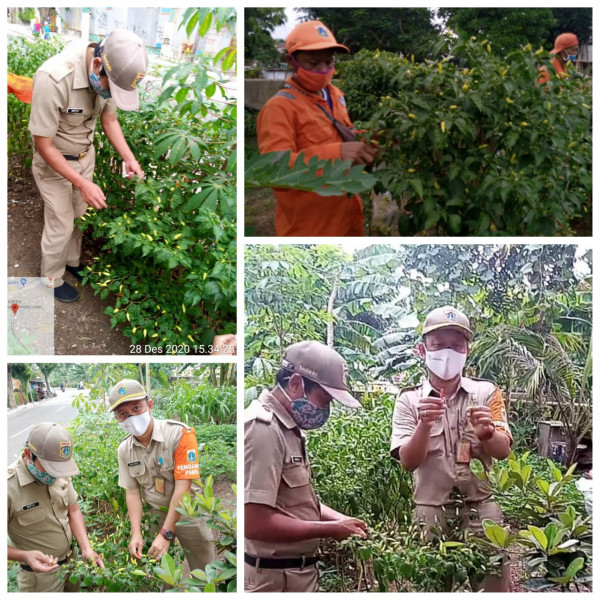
[32,147,95,287]
[245,563,319,593]
[17,565,79,593]
[149,507,215,572]
[415,500,511,592]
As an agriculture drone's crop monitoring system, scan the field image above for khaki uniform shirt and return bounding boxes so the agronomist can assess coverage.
[7,457,77,559]
[118,418,200,510]
[391,377,513,506]
[29,41,116,155]
[245,390,321,558]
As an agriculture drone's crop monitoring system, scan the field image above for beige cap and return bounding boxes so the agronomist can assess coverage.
[26,423,79,477]
[108,379,147,411]
[422,306,473,340]
[282,341,360,408]
[100,29,148,111]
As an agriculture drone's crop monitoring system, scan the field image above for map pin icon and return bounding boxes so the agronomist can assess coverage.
[20,278,26,286]
[11,303,19,315]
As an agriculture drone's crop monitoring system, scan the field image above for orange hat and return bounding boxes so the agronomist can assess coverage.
[286,21,349,54]
[550,33,579,54]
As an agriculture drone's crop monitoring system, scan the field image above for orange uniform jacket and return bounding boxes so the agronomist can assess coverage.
[8,73,33,104]
[257,76,364,237]
[538,57,567,85]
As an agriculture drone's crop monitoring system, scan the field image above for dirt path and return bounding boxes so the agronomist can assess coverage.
[8,164,136,355]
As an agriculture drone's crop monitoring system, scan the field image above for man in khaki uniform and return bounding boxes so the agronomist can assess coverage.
[7,423,104,592]
[109,379,214,573]
[29,29,148,302]
[390,306,513,592]
[245,341,369,593]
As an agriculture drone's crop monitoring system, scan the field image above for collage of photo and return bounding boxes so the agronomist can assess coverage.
[3,4,594,596]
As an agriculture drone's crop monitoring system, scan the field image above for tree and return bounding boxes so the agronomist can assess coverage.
[8,364,16,409]
[37,363,57,397]
[11,364,34,404]
[300,7,440,61]
[245,8,286,66]
[438,8,557,54]
[549,8,593,47]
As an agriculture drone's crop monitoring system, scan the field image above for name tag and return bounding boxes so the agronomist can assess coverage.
[128,461,141,467]
[291,456,303,463]
[66,108,84,114]
[22,502,40,510]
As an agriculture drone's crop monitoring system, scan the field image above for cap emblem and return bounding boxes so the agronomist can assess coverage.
[131,72,146,89]
[118,387,127,395]
[59,442,71,459]
[446,311,457,321]
[316,25,329,38]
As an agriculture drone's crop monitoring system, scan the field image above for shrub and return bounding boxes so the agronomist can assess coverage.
[152,380,237,425]
[308,392,413,526]
[338,36,592,236]
[7,36,64,173]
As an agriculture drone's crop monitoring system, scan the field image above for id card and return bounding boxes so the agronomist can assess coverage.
[154,477,165,494]
[456,440,471,464]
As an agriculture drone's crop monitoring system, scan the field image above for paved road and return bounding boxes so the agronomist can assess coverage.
[7,389,88,465]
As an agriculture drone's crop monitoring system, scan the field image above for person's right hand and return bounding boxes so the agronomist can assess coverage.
[340,141,377,166]
[25,550,60,573]
[417,397,446,428]
[128,534,144,559]
[330,517,369,541]
[78,179,107,210]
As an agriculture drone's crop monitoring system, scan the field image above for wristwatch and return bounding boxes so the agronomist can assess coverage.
[160,528,175,541]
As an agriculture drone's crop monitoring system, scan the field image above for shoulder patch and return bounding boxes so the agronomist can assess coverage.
[244,400,274,424]
[398,384,421,395]
[165,419,191,430]
[274,91,296,101]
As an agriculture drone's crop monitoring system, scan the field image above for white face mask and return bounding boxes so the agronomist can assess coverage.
[425,348,467,380]
[119,410,151,437]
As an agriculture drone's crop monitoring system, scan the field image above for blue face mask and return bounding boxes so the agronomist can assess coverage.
[28,461,56,485]
[279,382,330,430]
[89,61,112,99]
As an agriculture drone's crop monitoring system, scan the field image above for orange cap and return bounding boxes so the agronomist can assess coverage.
[551,33,579,54]
[286,21,349,54]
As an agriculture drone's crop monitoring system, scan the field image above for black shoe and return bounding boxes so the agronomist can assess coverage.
[54,282,80,303]
[65,264,84,282]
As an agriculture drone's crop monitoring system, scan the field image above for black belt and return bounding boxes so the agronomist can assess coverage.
[63,150,89,161]
[244,552,317,569]
[21,556,69,572]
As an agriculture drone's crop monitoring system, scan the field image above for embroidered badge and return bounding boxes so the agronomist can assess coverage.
[316,25,329,38]
[118,387,126,395]
[59,441,71,459]
[186,449,196,463]
[446,311,457,321]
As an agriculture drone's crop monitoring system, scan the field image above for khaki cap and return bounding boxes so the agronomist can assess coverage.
[100,29,148,111]
[422,306,473,340]
[108,379,147,411]
[286,21,349,54]
[26,423,79,477]
[282,341,360,408]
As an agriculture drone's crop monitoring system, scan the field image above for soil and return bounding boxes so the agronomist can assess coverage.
[8,160,138,355]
